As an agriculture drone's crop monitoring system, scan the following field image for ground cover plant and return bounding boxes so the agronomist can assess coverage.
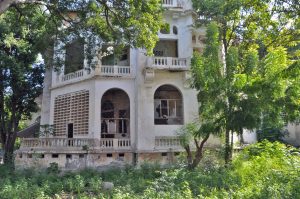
[0,141,299,199]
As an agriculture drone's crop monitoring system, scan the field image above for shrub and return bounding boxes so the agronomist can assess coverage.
[46,162,60,174]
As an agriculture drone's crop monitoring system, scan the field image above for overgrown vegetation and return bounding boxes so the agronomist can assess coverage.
[0,141,299,198]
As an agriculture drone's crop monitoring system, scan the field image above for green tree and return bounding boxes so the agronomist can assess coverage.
[191,0,300,164]
[0,1,163,165]
[191,17,300,164]
[0,7,46,165]
[0,0,163,55]
[177,123,211,170]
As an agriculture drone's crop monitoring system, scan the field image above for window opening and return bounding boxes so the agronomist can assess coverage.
[173,26,178,35]
[154,85,183,125]
[65,38,84,74]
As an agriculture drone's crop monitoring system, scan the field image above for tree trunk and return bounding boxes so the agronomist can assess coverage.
[189,135,210,169]
[230,130,233,157]
[3,131,17,166]
[225,128,231,165]
[185,146,193,169]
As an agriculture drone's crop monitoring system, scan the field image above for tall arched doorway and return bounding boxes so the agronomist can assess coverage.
[101,88,130,138]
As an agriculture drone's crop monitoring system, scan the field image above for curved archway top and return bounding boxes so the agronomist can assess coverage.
[101,87,130,100]
[154,84,183,96]
[154,84,183,99]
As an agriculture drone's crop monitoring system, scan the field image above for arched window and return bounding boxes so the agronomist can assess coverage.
[154,85,183,125]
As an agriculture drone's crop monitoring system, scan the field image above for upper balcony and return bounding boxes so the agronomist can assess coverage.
[147,40,190,71]
[147,56,190,71]
[52,43,133,88]
[162,0,184,8]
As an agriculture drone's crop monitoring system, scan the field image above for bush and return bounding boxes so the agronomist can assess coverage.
[0,141,299,198]
[46,162,60,174]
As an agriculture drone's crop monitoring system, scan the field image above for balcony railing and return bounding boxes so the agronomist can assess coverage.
[155,136,183,150]
[20,137,131,150]
[100,138,131,150]
[148,57,190,70]
[100,65,131,77]
[20,138,94,149]
[162,0,183,8]
[61,69,86,82]
[55,65,132,86]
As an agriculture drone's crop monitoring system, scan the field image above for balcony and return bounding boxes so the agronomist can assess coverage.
[100,138,131,150]
[54,65,133,87]
[155,136,183,150]
[19,137,131,151]
[162,0,183,8]
[99,65,131,77]
[147,57,190,70]
[20,138,95,150]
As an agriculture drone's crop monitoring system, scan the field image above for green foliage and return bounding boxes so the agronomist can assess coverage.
[0,143,299,198]
[257,128,289,143]
[0,6,46,164]
[46,162,60,174]
[191,0,300,164]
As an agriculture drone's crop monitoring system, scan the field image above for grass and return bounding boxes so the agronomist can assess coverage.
[0,141,299,199]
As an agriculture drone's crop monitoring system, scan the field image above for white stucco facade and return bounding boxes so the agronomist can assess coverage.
[15,0,221,169]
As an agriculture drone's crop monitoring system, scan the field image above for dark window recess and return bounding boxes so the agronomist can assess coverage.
[153,50,164,56]
[67,123,74,146]
[28,154,32,158]
[107,153,113,157]
[40,154,45,158]
[52,154,59,158]
[79,154,85,158]
[19,154,22,158]
[119,153,125,157]
[65,38,84,74]
[68,123,74,138]
[173,26,178,35]
[66,154,72,159]
[120,48,129,61]
[161,153,167,157]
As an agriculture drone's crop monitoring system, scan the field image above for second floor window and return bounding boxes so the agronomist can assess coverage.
[65,38,84,74]
[154,85,183,125]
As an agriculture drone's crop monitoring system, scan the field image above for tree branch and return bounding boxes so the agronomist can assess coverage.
[0,0,52,14]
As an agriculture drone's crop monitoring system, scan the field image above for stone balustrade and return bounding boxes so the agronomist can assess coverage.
[21,138,94,149]
[20,137,131,151]
[100,138,131,150]
[61,69,85,82]
[100,65,131,77]
[155,136,183,150]
[57,65,132,86]
[162,0,183,8]
[148,57,190,70]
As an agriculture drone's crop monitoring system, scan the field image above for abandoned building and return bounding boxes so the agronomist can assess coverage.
[15,0,300,169]
[15,0,222,169]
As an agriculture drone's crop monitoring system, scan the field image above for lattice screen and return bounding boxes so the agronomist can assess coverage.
[54,90,89,136]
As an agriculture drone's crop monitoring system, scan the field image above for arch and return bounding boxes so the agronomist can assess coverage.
[154,84,183,125]
[101,88,130,138]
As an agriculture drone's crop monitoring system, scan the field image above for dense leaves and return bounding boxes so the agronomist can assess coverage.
[0,6,46,164]
[191,0,300,163]
[0,141,299,198]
